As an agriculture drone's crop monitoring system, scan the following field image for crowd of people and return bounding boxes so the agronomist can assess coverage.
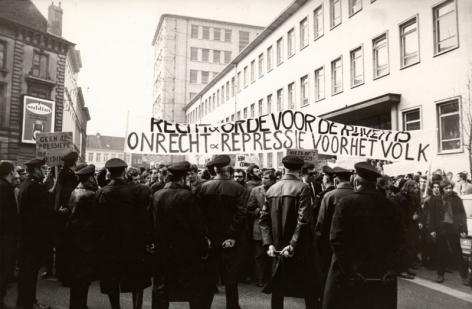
[1,151,471,309]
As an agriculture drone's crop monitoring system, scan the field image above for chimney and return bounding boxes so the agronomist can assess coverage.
[47,1,63,37]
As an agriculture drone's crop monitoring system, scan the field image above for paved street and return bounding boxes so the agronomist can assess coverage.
[4,273,472,309]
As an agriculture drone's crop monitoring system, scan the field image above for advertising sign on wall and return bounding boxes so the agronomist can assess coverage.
[22,95,55,144]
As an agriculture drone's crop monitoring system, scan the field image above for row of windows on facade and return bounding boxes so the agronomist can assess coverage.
[189,70,222,84]
[190,24,251,51]
[190,47,232,65]
[0,41,51,79]
[87,152,124,163]
[187,0,458,123]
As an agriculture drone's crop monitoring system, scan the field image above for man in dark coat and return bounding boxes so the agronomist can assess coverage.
[151,161,209,309]
[315,167,353,291]
[259,155,320,309]
[314,166,335,221]
[0,161,20,309]
[322,162,398,309]
[63,164,99,309]
[95,158,152,309]
[17,158,53,309]
[198,155,247,309]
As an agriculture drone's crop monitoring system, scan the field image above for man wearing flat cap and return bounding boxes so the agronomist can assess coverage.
[95,158,152,309]
[314,166,335,218]
[17,158,53,309]
[315,166,354,292]
[62,164,98,309]
[322,162,398,309]
[151,161,209,309]
[197,154,247,309]
[259,155,321,309]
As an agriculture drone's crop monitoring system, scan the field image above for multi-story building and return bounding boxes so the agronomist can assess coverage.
[63,47,90,162]
[85,133,127,169]
[185,0,472,174]
[0,0,74,162]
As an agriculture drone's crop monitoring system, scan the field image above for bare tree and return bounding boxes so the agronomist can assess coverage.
[461,64,472,176]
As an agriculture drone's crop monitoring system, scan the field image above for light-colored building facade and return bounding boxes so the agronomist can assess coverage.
[185,0,472,174]
[85,133,126,169]
[63,47,90,161]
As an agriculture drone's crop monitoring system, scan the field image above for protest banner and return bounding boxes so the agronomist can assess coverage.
[286,149,318,163]
[36,132,74,166]
[125,110,433,163]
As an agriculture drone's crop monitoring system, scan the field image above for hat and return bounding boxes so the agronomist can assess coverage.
[212,155,231,168]
[205,159,215,168]
[105,158,128,169]
[354,162,380,181]
[76,164,95,176]
[25,158,46,168]
[75,162,87,172]
[282,155,304,169]
[63,151,79,163]
[168,161,191,177]
[333,166,352,176]
[322,165,334,176]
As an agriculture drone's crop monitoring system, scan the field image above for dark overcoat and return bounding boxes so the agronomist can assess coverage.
[197,175,247,284]
[152,182,209,301]
[259,174,321,298]
[323,187,399,309]
[95,179,152,293]
[62,182,98,284]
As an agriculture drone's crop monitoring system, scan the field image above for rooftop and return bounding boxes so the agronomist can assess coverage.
[86,134,125,151]
[0,0,48,33]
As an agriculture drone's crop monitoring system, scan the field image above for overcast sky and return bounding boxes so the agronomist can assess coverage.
[32,0,288,137]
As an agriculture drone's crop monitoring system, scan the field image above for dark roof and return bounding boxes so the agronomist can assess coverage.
[0,0,48,33]
[86,134,124,151]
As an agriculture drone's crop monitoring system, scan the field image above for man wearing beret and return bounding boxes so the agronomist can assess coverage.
[95,158,152,309]
[197,155,247,309]
[62,165,98,309]
[315,167,354,292]
[322,162,398,309]
[151,161,209,309]
[259,155,320,309]
[0,161,20,309]
[17,158,53,309]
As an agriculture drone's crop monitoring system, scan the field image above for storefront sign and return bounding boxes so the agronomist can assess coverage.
[22,96,55,144]
[126,111,433,163]
[36,132,74,166]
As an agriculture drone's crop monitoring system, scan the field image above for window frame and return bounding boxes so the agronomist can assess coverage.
[250,60,256,83]
[313,5,324,41]
[350,45,364,88]
[401,106,422,131]
[288,82,296,109]
[331,56,343,95]
[330,0,342,30]
[32,50,49,79]
[432,0,459,56]
[372,31,390,80]
[299,17,309,50]
[436,96,463,154]
[277,88,284,112]
[258,53,264,78]
[202,26,210,40]
[267,94,272,114]
[267,45,273,72]
[399,15,420,69]
[224,29,232,42]
[314,66,325,102]
[190,47,199,61]
[349,0,363,18]
[213,28,221,41]
[191,25,199,39]
[0,40,6,70]
[300,75,310,106]
[213,50,221,64]
[276,37,284,65]
[287,28,296,58]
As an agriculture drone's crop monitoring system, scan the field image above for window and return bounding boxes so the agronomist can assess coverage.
[243,66,248,87]
[202,49,209,62]
[267,94,272,114]
[277,88,284,111]
[231,114,235,121]
[287,28,295,57]
[267,152,273,168]
[201,71,209,84]
[276,37,284,65]
[314,67,325,101]
[96,153,101,162]
[330,0,342,28]
[0,41,6,69]
[190,47,198,61]
[300,75,309,106]
[433,0,458,54]
[250,103,255,118]
[400,17,419,67]
[202,26,210,39]
[224,51,232,64]
[191,25,199,38]
[231,77,235,97]
[288,82,295,109]
[224,29,232,42]
[258,99,263,115]
[349,0,362,16]
[314,5,324,40]
[243,107,248,119]
[0,83,5,125]
[237,111,241,120]
[190,70,198,83]
[213,28,221,41]
[32,51,49,79]
[216,90,220,107]
[88,152,93,162]
[258,53,264,78]
[373,33,389,78]
[350,47,364,87]
[226,117,230,123]
[437,99,461,152]
[213,50,221,63]
[250,60,255,83]
[300,18,309,49]
[267,46,273,72]
[403,109,421,131]
[237,72,241,92]
[331,57,343,94]
[104,153,109,162]
[226,81,230,100]
[239,31,250,51]
[221,86,225,104]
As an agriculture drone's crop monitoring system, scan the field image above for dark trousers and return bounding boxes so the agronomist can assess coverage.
[17,244,43,308]
[271,292,318,309]
[254,240,269,284]
[70,281,89,309]
[1,238,17,301]
[151,275,202,309]
[435,223,468,278]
